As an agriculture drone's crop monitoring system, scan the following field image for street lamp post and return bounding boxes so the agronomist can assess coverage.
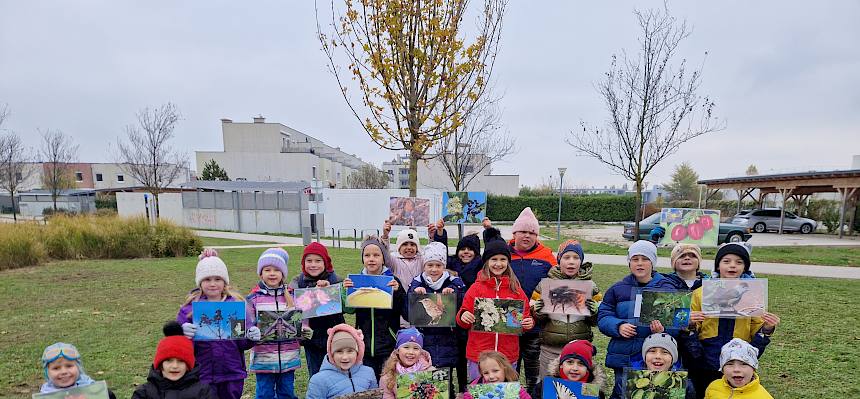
[557,167,567,241]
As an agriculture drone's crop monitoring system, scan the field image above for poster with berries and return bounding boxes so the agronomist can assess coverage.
[396,368,451,399]
[659,208,720,247]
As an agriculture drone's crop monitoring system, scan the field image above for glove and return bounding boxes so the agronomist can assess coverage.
[247,326,262,341]
[301,326,314,340]
[533,299,544,313]
[586,299,599,315]
[181,323,197,339]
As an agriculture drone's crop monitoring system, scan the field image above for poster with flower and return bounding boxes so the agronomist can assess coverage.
[396,368,451,399]
[442,192,487,224]
[468,382,521,399]
[659,208,720,247]
[293,284,343,318]
[32,381,110,399]
[472,298,524,335]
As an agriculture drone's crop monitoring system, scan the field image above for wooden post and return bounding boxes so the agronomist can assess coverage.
[777,188,793,235]
[838,187,857,239]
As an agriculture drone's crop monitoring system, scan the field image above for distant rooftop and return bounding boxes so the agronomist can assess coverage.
[180,180,311,192]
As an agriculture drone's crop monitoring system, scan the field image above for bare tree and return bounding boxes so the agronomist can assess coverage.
[116,103,188,220]
[40,129,79,212]
[0,131,35,221]
[347,164,391,189]
[568,6,723,235]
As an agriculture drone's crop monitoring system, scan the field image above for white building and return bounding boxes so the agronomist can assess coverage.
[8,162,191,192]
[195,117,371,188]
[381,153,519,196]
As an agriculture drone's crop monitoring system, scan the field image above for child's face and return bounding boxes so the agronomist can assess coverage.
[332,348,357,371]
[199,276,225,300]
[629,255,653,281]
[487,254,509,277]
[457,247,475,263]
[363,245,384,274]
[561,358,589,382]
[723,359,755,388]
[423,261,445,281]
[645,347,673,371]
[512,231,537,252]
[304,254,326,276]
[397,343,422,367]
[399,241,418,258]
[46,358,79,388]
[160,358,188,381]
[479,358,505,383]
[673,252,699,274]
[559,252,582,277]
[718,254,745,278]
[260,266,284,288]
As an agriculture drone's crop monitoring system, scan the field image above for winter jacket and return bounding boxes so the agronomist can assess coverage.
[456,275,532,363]
[506,234,557,333]
[288,272,346,352]
[305,354,378,399]
[378,349,434,399]
[383,239,425,289]
[344,268,407,359]
[406,273,466,367]
[531,263,602,346]
[131,366,217,399]
[431,231,483,288]
[661,271,710,291]
[597,273,679,369]
[704,374,773,399]
[462,378,531,399]
[176,297,254,384]
[533,356,608,399]
[246,282,301,373]
[689,286,770,371]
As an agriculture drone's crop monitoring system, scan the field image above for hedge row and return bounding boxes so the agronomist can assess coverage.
[486,195,637,222]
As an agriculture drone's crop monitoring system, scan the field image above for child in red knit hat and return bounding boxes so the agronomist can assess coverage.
[132,321,217,399]
[534,340,607,398]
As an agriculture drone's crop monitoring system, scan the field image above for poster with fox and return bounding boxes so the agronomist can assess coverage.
[659,208,720,247]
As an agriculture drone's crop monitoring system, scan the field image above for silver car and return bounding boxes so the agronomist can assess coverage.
[731,208,817,234]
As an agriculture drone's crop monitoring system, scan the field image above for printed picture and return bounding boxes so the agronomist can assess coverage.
[390,196,431,227]
[472,298,524,335]
[659,208,721,247]
[467,382,522,399]
[442,191,487,224]
[337,388,384,399]
[293,284,343,318]
[538,279,593,316]
[633,289,693,328]
[624,369,688,399]
[541,377,600,399]
[192,301,246,340]
[701,279,768,318]
[396,368,451,399]
[347,274,394,309]
[257,309,302,342]
[32,380,110,399]
[408,292,457,327]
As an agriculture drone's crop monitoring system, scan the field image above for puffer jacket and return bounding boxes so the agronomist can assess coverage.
[406,272,466,367]
[531,263,602,346]
[288,271,346,352]
[131,366,217,399]
[704,374,773,399]
[344,268,407,359]
[507,235,557,333]
[246,282,301,373]
[533,356,608,399]
[378,349,434,399]
[456,275,532,363]
[306,324,378,399]
[597,273,679,369]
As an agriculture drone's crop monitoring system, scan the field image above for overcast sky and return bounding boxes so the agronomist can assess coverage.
[2,1,858,188]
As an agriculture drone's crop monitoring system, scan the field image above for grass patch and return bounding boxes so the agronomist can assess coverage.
[198,237,279,247]
[0,247,856,398]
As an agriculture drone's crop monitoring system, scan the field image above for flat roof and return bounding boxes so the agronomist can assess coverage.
[180,180,311,192]
[698,169,860,185]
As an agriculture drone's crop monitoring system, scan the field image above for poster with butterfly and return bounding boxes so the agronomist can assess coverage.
[541,377,600,399]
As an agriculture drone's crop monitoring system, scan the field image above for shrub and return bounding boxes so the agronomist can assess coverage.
[95,193,117,210]
[0,223,46,270]
[487,195,637,222]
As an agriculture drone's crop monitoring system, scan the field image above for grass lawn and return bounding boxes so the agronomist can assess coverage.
[198,237,279,247]
[1,247,857,398]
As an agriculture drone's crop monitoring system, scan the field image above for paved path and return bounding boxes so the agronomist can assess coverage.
[195,230,860,279]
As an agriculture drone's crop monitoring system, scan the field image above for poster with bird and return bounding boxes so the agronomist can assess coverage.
[624,369,688,399]
[539,279,593,316]
[541,377,600,399]
[468,382,522,399]
[408,292,457,327]
[659,208,720,247]
[32,380,110,399]
[702,279,767,318]
[192,301,246,340]
[257,309,302,342]
[473,298,524,335]
[396,368,451,399]
[390,197,431,227]
[633,289,692,328]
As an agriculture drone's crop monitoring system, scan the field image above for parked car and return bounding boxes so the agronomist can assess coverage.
[622,212,752,243]
[731,208,817,234]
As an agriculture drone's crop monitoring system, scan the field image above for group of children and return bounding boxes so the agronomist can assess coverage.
[36,207,779,399]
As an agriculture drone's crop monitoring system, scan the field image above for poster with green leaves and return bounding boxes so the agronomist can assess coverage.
[659,208,720,247]
[396,368,450,399]
[624,370,687,399]
[442,192,487,224]
[633,289,692,328]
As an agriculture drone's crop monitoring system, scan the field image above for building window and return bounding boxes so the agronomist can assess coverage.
[400,168,409,175]
[75,172,84,182]
[95,173,103,182]
[15,172,22,182]
[312,166,317,179]
[117,174,125,182]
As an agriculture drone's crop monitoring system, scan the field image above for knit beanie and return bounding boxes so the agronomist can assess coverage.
[422,242,448,266]
[559,340,596,380]
[719,338,759,370]
[395,327,424,349]
[670,243,702,270]
[557,239,585,264]
[195,249,229,286]
[302,242,334,274]
[456,233,481,256]
[395,229,422,255]
[512,207,540,235]
[481,227,511,264]
[361,235,393,268]
[257,247,289,277]
[330,330,359,354]
[642,333,679,365]
[714,242,752,273]
[154,321,195,369]
[628,240,658,267]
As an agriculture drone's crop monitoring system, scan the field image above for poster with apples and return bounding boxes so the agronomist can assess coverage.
[659,208,720,247]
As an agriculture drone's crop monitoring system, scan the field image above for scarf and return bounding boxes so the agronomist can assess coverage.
[40,372,96,393]
[422,271,450,291]
[361,266,391,276]
[395,358,426,374]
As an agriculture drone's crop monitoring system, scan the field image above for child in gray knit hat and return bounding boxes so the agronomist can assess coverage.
[641,333,696,398]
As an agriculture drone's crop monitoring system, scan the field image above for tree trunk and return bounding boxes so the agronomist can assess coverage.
[11,195,17,222]
[408,150,420,197]
[634,178,643,238]
[52,192,58,212]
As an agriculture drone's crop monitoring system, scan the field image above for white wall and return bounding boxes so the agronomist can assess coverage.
[321,189,443,236]
[116,192,183,222]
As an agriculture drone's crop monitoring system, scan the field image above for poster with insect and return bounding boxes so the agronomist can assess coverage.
[33,380,110,399]
[390,197,431,227]
[192,301,246,340]
[701,279,767,318]
[541,377,600,399]
[256,308,302,342]
[633,289,693,328]
[347,274,394,309]
[408,292,457,327]
[472,298,524,335]
[659,208,720,247]
[467,382,521,399]
[293,284,343,318]
[538,279,593,316]
[396,368,451,399]
[624,369,688,399]
[442,192,487,224]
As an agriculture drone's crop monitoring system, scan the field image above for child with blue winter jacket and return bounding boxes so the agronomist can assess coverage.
[306,324,378,399]
[634,333,696,399]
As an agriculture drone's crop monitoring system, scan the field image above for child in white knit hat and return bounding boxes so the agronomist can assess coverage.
[704,338,772,398]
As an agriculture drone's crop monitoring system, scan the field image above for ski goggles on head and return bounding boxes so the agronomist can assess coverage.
[41,343,81,366]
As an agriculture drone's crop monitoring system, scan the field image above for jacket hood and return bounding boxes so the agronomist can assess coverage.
[146,364,202,390]
[546,357,607,389]
[547,261,594,280]
[326,324,366,364]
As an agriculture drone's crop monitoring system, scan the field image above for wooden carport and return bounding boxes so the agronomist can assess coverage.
[698,169,860,238]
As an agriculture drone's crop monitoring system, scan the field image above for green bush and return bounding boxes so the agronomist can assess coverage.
[95,193,117,210]
[487,195,637,222]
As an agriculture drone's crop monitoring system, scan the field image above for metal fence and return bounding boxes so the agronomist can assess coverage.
[181,191,304,211]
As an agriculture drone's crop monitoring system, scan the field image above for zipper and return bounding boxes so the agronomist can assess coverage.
[371,308,376,357]
[275,286,282,373]
[494,277,501,352]
[349,369,355,392]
